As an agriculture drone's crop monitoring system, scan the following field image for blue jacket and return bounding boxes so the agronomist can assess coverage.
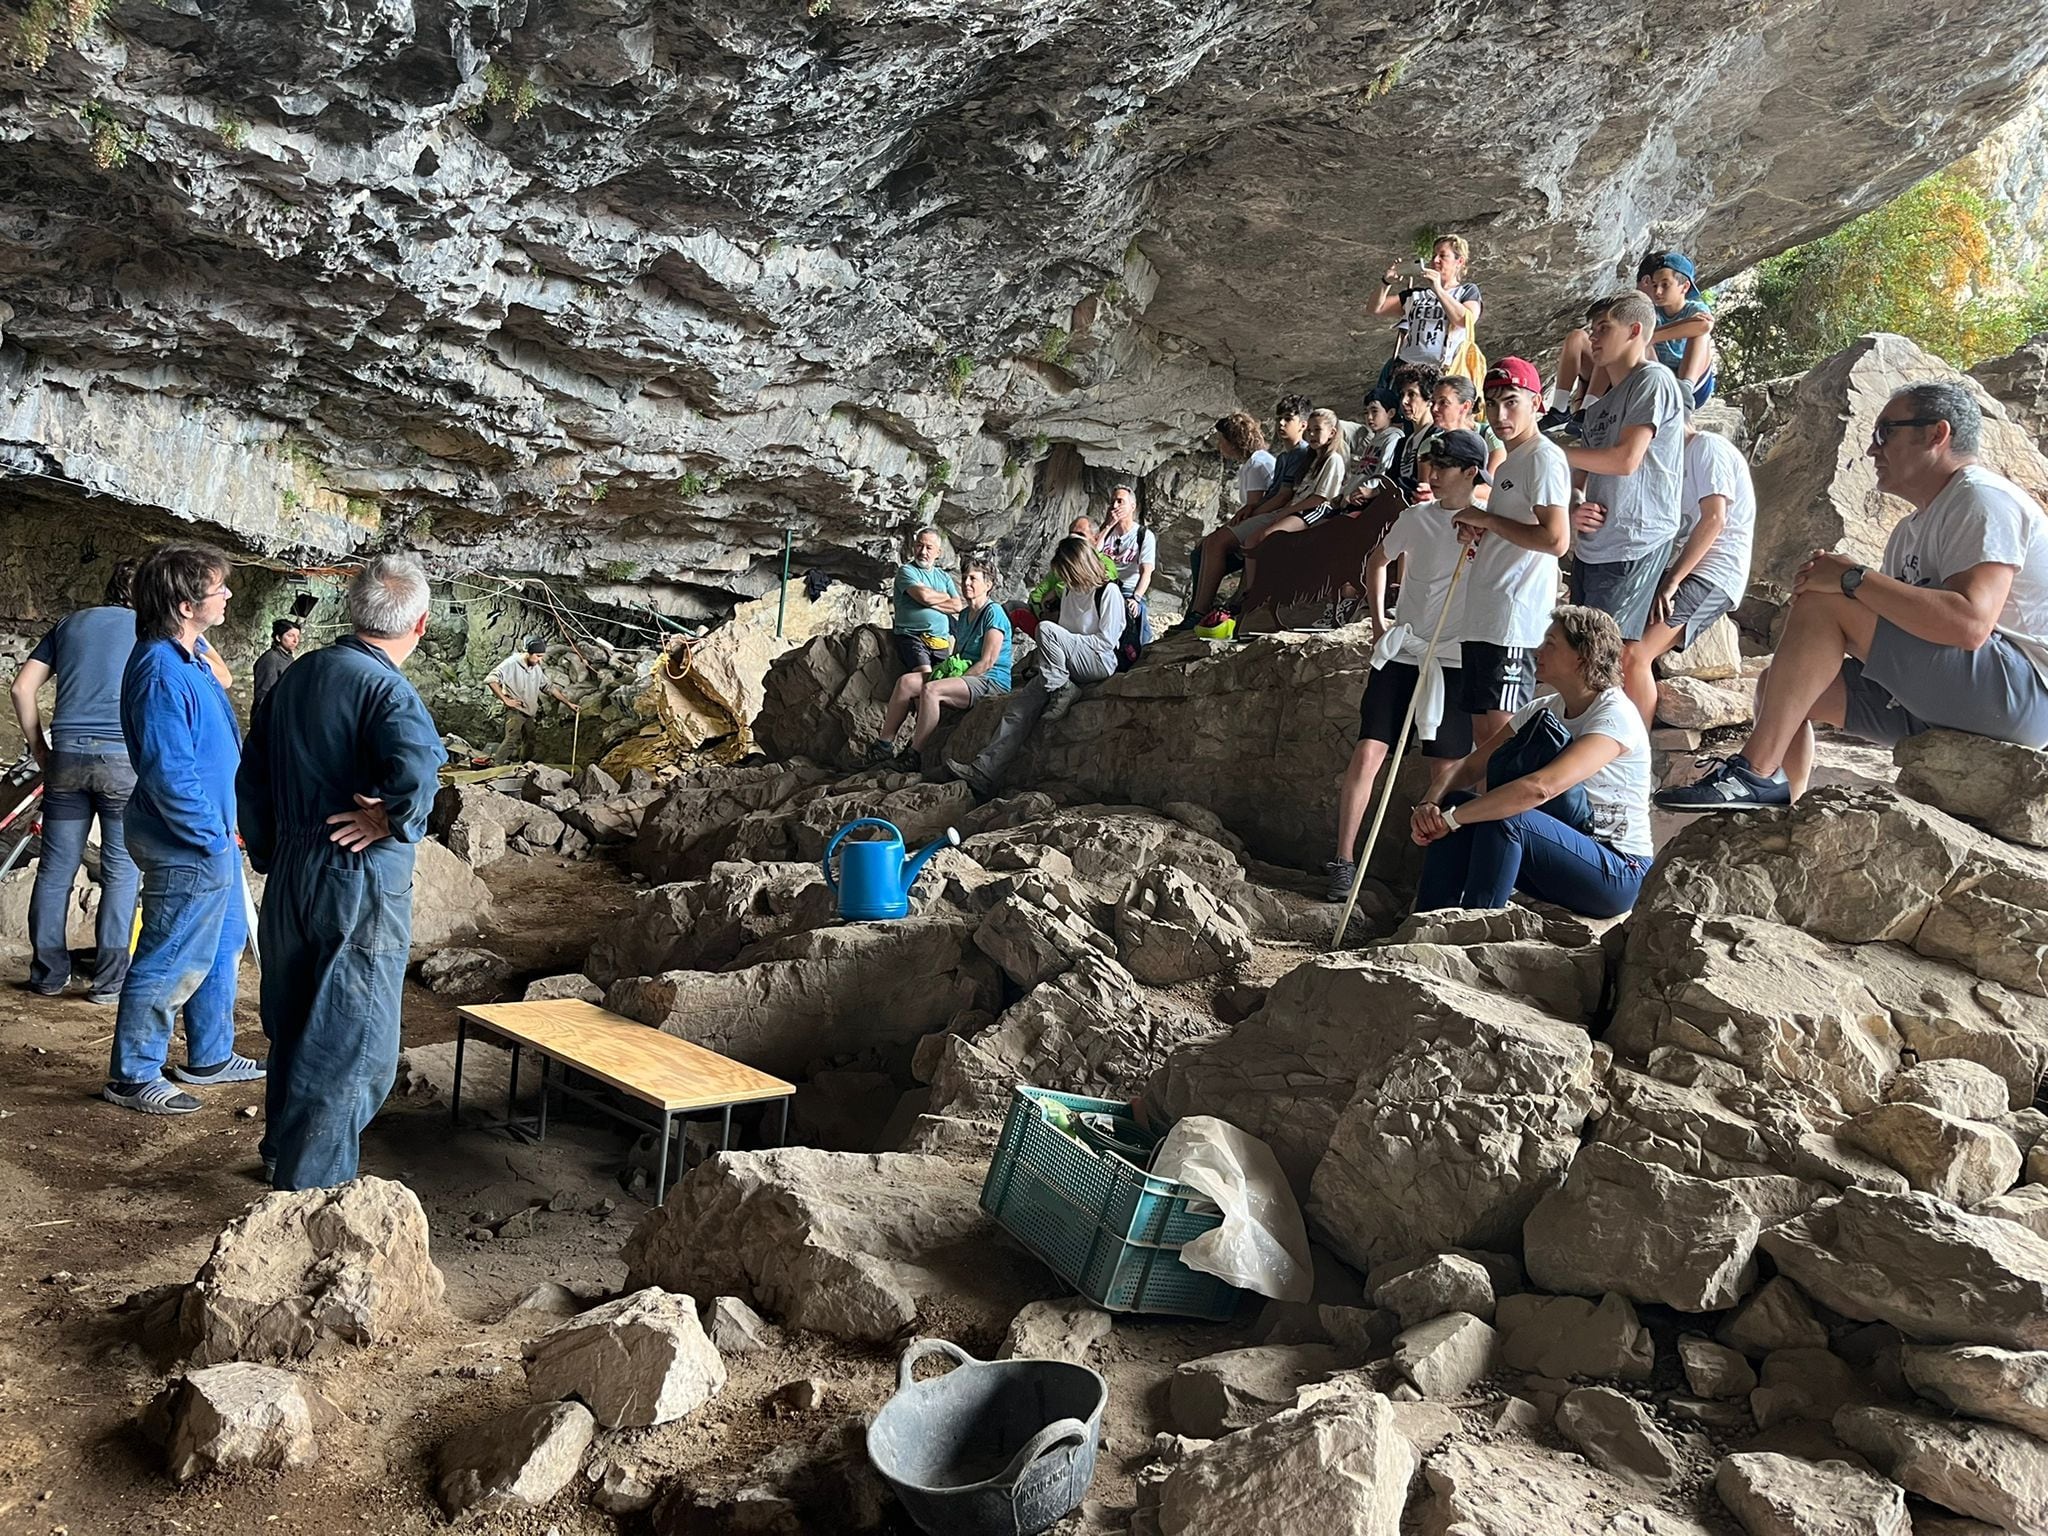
[122,634,242,857]
[237,636,443,875]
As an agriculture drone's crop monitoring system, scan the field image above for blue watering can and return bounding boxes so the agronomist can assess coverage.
[823,818,962,921]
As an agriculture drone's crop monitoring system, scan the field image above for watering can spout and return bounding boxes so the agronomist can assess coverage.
[900,827,961,896]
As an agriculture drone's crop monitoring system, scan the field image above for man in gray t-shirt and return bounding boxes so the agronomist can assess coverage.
[1565,292,1691,641]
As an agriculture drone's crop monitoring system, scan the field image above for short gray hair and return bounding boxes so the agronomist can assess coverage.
[347,554,431,638]
[1892,381,1983,457]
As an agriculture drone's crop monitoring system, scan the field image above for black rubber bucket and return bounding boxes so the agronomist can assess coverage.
[866,1338,1107,1536]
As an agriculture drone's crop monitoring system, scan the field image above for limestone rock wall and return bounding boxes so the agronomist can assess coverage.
[0,0,2044,607]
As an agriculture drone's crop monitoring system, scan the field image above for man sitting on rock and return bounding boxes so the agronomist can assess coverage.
[1657,382,2048,810]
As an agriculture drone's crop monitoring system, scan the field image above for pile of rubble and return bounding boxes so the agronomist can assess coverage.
[430,761,669,869]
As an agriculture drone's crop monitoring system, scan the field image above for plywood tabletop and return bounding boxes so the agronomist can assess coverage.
[457,999,795,1113]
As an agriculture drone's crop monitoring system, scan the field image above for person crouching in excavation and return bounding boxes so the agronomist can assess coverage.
[239,556,444,1189]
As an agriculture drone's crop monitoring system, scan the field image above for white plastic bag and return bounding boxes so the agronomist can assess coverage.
[1152,1115,1313,1303]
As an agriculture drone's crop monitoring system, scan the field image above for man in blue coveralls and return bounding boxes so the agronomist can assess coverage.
[239,555,443,1189]
[105,544,264,1114]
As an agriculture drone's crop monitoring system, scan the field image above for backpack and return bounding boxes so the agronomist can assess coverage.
[1451,306,1487,391]
[1100,585,1144,672]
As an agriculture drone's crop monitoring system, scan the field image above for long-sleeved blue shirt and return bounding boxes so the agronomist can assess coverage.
[237,635,443,875]
[122,634,243,857]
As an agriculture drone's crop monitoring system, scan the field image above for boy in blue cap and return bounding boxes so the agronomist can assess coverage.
[1643,251,1716,406]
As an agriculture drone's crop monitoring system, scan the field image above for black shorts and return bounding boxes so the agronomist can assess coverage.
[894,633,942,672]
[1457,641,1537,716]
[1657,573,1736,650]
[1358,661,1473,758]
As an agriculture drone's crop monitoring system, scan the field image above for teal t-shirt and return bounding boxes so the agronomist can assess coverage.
[953,600,1013,690]
[893,563,959,638]
[1653,297,1711,372]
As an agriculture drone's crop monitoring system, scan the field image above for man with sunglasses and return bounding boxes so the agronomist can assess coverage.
[1658,382,2048,811]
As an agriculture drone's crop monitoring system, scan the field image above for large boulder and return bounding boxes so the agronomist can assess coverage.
[1157,957,1591,1196]
[607,916,1001,1079]
[434,1401,596,1519]
[1746,333,2048,613]
[1524,1143,1761,1312]
[1760,1188,2048,1349]
[621,1149,1043,1343]
[1639,786,2048,1000]
[754,625,900,770]
[629,761,835,882]
[1419,1440,1710,1536]
[522,1288,726,1429]
[1305,983,1601,1271]
[937,630,1380,869]
[168,1177,446,1365]
[1834,1403,2048,1532]
[1970,330,2048,452]
[586,862,835,983]
[1114,864,1254,983]
[1838,1102,2021,1206]
[144,1363,322,1484]
[1712,1452,1909,1536]
[677,583,890,743]
[1894,729,2048,849]
[1157,1391,1417,1536]
[410,836,495,950]
[1899,1343,2048,1439]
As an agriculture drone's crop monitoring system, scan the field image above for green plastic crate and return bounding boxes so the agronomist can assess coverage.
[980,1085,1241,1320]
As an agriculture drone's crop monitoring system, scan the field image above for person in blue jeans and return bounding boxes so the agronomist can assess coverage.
[105,544,265,1116]
[239,556,444,1189]
[10,560,141,1002]
[1409,605,1656,919]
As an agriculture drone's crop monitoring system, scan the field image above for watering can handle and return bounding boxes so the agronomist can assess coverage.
[895,1336,977,1392]
[822,818,901,891]
[993,1418,1092,1485]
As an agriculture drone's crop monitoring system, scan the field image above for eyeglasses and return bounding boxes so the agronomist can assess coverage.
[1869,415,1943,446]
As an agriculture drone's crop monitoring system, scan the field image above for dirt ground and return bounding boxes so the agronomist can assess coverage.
[0,850,1272,1536]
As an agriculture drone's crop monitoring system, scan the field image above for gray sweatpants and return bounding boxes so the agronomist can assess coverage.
[1036,623,1117,690]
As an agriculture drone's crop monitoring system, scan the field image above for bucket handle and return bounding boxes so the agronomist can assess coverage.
[992,1418,1092,1486]
[896,1336,977,1392]
[822,817,900,892]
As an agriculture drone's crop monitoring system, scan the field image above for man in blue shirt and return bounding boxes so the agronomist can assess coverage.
[240,555,444,1189]
[9,560,141,1002]
[107,545,264,1115]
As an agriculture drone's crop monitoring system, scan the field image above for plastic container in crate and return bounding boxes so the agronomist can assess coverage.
[980,1086,1241,1320]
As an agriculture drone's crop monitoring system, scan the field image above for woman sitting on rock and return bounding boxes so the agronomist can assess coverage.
[1409,604,1654,918]
[867,557,1012,770]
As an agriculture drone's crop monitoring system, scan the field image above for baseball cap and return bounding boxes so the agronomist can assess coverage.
[1642,250,1699,292]
[1420,428,1494,484]
[1483,357,1542,395]
[1367,387,1400,413]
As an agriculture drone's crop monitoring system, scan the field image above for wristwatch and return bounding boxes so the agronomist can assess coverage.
[1840,565,1867,599]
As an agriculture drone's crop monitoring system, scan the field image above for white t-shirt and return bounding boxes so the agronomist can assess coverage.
[1383,503,1468,664]
[1514,687,1654,858]
[1882,465,2048,683]
[489,655,546,712]
[1056,582,1127,649]
[1299,451,1347,506]
[1578,359,1689,564]
[1465,435,1569,649]
[1678,431,1756,603]
[1347,426,1404,498]
[1097,523,1157,597]
[1237,450,1275,508]
[1398,281,1482,367]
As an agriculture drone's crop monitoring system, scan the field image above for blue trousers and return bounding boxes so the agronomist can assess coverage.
[1416,794,1650,919]
[29,745,138,1000]
[258,839,414,1190]
[109,833,243,1089]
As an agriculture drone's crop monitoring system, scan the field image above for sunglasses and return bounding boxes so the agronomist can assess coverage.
[1869,415,1943,446]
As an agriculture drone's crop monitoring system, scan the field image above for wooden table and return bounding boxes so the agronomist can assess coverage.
[451,999,796,1204]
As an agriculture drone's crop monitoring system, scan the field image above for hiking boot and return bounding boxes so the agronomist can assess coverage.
[171,1052,268,1086]
[103,1078,203,1115]
[1040,684,1080,723]
[894,747,923,772]
[1323,859,1358,904]
[1653,754,1791,812]
[862,739,896,764]
[944,757,996,798]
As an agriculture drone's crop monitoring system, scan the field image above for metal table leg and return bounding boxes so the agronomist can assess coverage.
[721,1103,733,1150]
[536,1057,550,1141]
[777,1097,789,1146]
[654,1112,674,1208]
[507,1044,521,1127]
[451,1019,467,1124]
